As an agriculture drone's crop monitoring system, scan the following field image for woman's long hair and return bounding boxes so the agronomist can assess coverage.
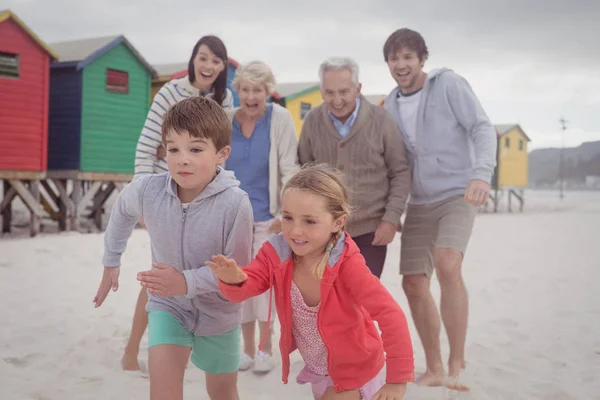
[187,35,228,106]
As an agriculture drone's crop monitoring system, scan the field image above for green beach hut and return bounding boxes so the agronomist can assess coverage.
[47,35,156,174]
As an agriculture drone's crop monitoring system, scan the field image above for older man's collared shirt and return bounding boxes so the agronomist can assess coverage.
[328,98,361,138]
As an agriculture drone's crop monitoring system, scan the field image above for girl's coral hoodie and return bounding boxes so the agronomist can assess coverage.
[218,232,414,391]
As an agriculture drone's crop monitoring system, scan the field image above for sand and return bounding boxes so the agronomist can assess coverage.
[1,190,599,399]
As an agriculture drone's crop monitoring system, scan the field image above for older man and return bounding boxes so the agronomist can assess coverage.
[298,57,410,278]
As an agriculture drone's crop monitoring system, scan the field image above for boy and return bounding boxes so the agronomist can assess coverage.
[382,28,497,391]
[93,96,253,400]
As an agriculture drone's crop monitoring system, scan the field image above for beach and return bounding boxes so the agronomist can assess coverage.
[1,190,599,399]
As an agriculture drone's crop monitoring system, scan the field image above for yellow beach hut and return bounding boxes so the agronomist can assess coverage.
[151,62,186,101]
[274,82,322,137]
[488,124,532,212]
[493,124,531,188]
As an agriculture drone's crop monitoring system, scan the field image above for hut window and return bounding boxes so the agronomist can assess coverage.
[505,137,510,148]
[519,140,524,151]
[106,69,129,94]
[0,52,19,79]
[300,102,311,120]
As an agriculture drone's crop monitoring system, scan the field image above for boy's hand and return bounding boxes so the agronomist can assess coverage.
[372,383,407,400]
[206,255,247,285]
[93,267,120,308]
[137,263,187,297]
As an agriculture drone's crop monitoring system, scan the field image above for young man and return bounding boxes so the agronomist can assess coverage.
[298,57,410,278]
[383,28,497,391]
[93,97,253,400]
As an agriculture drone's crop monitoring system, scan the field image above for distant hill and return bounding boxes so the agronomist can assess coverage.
[529,141,600,185]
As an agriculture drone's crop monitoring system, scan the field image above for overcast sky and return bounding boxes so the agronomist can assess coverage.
[5,0,599,150]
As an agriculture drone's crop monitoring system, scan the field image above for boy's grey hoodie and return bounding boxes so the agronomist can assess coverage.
[102,167,253,336]
[384,68,497,205]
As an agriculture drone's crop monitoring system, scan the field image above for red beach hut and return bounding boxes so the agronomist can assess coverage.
[0,10,58,172]
[0,10,58,236]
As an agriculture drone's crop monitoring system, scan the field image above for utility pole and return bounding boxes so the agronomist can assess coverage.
[559,117,567,200]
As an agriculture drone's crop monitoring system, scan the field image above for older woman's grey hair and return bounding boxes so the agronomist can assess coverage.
[232,61,276,95]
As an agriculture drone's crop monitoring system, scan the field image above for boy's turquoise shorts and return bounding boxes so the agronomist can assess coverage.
[148,310,240,374]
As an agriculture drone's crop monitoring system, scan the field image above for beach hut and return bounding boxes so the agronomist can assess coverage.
[488,124,532,212]
[44,35,156,230]
[47,35,156,174]
[493,124,531,188]
[151,62,185,101]
[274,82,322,137]
[0,10,58,236]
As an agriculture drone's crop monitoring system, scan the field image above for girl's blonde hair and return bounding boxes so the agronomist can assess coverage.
[283,163,351,279]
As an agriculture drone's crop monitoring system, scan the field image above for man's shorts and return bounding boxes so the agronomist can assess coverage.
[400,195,478,277]
[148,310,240,374]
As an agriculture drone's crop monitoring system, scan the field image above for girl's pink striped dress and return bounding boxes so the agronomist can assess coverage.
[291,281,385,399]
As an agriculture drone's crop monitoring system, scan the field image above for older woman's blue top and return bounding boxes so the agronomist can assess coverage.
[228,104,273,222]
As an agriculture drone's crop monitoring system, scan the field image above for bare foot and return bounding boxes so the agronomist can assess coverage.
[121,352,141,371]
[445,376,470,392]
[446,360,469,392]
[415,369,445,387]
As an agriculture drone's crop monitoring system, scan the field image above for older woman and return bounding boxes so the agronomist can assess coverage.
[225,61,299,373]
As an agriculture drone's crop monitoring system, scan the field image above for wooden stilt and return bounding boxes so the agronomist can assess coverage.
[1,181,13,233]
[54,179,71,231]
[1,185,17,211]
[93,182,116,229]
[40,171,133,233]
[0,170,135,235]
[77,181,103,217]
[71,180,82,231]
[39,180,60,221]
[29,180,41,237]
[40,180,60,211]
[77,173,132,230]
[520,189,525,212]
[1,171,47,236]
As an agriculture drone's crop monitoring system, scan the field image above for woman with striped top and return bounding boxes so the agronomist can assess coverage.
[122,35,234,373]
[134,35,234,176]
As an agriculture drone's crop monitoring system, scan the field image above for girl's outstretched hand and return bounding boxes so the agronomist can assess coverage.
[206,255,248,285]
[372,383,407,400]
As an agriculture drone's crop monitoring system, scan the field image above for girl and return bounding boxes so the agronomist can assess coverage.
[123,34,234,372]
[207,163,414,400]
